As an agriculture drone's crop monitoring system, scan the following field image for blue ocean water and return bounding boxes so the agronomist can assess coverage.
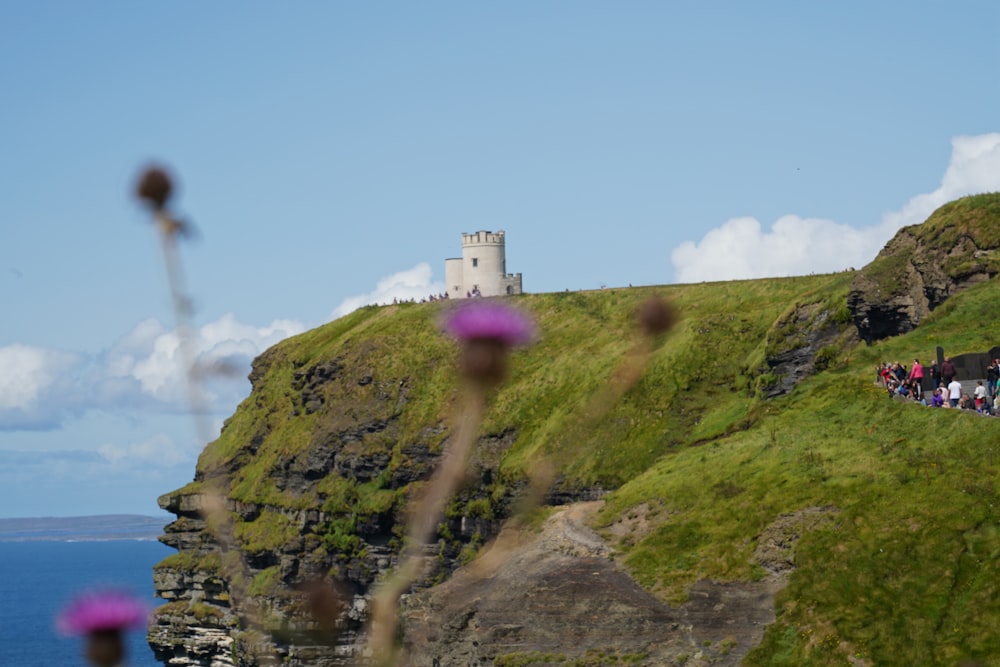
[0,540,171,667]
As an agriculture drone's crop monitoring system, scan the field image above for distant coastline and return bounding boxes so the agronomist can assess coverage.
[0,515,167,542]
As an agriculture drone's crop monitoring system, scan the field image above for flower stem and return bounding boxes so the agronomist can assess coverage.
[367,385,486,666]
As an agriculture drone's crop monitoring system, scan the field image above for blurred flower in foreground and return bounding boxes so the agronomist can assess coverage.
[134,164,194,239]
[369,302,535,664]
[442,301,536,387]
[57,590,150,667]
[443,300,536,345]
[636,296,678,338]
[299,576,349,636]
[134,165,174,211]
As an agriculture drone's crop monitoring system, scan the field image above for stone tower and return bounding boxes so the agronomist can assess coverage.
[445,230,523,299]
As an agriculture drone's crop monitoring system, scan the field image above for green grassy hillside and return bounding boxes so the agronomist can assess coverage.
[173,197,1000,666]
[603,274,1000,665]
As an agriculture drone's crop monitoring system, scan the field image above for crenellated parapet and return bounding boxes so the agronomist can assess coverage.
[461,230,506,247]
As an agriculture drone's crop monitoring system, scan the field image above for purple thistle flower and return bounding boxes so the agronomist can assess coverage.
[57,589,150,636]
[442,302,535,387]
[442,301,535,347]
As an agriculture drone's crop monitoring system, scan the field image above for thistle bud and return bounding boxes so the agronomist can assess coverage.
[135,165,174,210]
[637,296,677,337]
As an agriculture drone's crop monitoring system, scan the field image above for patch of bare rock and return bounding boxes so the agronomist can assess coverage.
[400,502,837,666]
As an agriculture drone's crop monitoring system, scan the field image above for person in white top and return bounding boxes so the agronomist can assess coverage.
[974,380,988,411]
[948,378,963,408]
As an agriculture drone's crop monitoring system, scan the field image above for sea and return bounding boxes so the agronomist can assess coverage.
[0,535,172,667]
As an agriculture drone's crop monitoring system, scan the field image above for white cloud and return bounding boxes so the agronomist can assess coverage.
[671,133,1000,283]
[671,215,884,283]
[882,133,1000,231]
[0,344,79,411]
[113,313,306,405]
[330,263,445,319]
[0,314,306,431]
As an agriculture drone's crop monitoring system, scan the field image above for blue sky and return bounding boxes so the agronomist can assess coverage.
[2,2,999,518]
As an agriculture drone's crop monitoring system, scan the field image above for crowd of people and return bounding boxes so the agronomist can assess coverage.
[877,357,1000,415]
[391,292,450,305]
[387,287,488,307]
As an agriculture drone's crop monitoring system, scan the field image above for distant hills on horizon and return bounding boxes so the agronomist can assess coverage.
[0,514,168,542]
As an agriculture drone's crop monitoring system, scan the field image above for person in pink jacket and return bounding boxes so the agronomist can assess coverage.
[908,359,925,400]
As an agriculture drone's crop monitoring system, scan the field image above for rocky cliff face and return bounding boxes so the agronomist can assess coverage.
[760,300,853,398]
[848,194,1000,343]
[148,490,372,667]
[142,281,861,665]
[143,307,830,666]
[146,331,580,666]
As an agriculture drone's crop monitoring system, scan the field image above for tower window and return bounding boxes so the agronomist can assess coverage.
[472,258,479,268]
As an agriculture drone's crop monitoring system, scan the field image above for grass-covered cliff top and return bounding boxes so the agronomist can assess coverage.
[914,192,1000,247]
[860,192,1000,294]
[166,194,1000,666]
[190,272,855,508]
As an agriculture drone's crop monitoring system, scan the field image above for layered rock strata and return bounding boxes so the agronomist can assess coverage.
[848,195,1000,343]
